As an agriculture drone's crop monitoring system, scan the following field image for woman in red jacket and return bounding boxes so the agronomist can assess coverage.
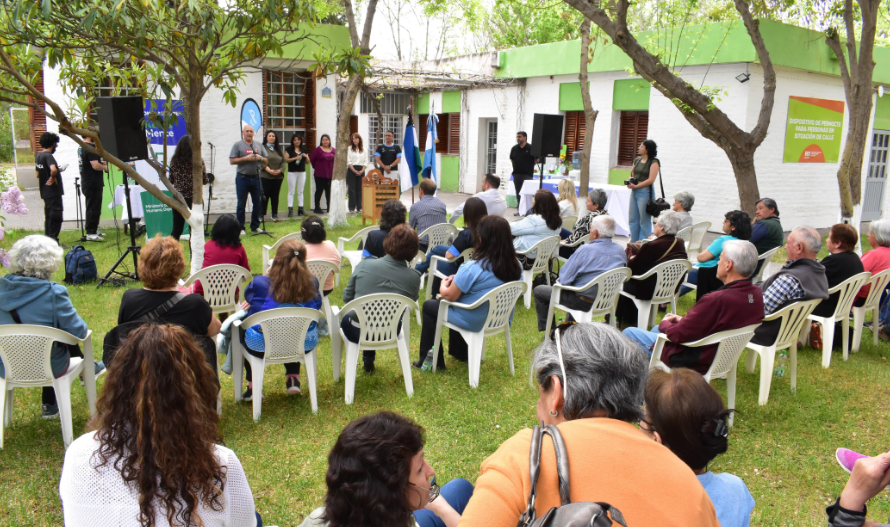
[309,134,335,214]
[194,214,250,298]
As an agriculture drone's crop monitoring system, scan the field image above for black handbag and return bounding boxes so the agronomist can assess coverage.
[516,424,628,527]
[645,166,669,218]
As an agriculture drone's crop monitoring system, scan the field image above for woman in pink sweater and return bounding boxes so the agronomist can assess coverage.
[194,214,250,298]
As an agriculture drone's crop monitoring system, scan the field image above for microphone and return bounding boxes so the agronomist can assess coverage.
[208,142,214,147]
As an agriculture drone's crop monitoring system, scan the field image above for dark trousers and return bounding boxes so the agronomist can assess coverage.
[513,173,531,199]
[314,177,331,211]
[346,167,364,211]
[170,196,192,240]
[340,313,404,365]
[82,181,104,234]
[261,178,283,217]
[243,347,302,381]
[43,195,63,242]
[235,175,262,232]
[533,284,597,332]
[418,299,468,367]
[43,344,84,406]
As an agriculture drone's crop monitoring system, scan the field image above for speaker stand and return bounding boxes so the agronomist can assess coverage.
[98,175,140,287]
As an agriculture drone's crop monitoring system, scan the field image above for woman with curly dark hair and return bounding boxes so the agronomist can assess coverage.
[510,190,561,270]
[299,412,473,527]
[681,209,752,302]
[414,216,522,370]
[60,323,261,527]
[363,199,408,259]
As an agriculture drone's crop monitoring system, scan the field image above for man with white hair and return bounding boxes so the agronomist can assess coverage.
[750,226,829,346]
[622,240,765,373]
[229,125,267,234]
[533,215,626,331]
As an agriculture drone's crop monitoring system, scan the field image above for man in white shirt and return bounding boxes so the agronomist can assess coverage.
[449,174,506,224]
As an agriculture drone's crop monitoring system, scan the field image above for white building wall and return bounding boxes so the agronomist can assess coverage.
[462,86,520,193]
[42,64,88,221]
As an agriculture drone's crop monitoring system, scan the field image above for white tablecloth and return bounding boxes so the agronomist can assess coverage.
[518,180,632,236]
[110,184,145,219]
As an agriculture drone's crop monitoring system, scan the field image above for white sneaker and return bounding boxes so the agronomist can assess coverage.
[86,234,102,241]
[97,232,106,238]
[240,230,247,236]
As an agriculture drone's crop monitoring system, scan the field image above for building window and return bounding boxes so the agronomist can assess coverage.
[368,114,404,161]
[616,111,648,166]
[361,92,410,115]
[563,111,586,159]
[264,71,307,139]
[418,113,460,155]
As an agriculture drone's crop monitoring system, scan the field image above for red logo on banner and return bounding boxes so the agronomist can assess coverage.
[799,144,825,163]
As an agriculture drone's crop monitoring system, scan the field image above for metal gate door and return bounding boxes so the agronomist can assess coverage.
[486,121,497,174]
[863,129,890,221]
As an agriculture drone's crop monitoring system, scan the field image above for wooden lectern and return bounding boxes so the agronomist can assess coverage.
[362,168,399,225]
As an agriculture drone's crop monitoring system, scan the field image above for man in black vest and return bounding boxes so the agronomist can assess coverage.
[751,226,829,346]
[509,131,538,216]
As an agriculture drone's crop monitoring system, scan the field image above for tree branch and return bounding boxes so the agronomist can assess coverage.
[733,0,776,146]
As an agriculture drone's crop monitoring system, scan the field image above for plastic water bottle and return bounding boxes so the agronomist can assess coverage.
[774,351,788,377]
[421,349,434,371]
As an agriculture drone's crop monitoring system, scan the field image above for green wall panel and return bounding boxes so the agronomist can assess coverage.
[612,79,650,110]
[440,156,460,192]
[417,93,430,114]
[876,94,890,131]
[558,83,588,111]
[442,91,461,114]
[609,168,631,186]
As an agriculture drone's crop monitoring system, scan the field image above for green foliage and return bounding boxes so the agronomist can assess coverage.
[485,0,585,50]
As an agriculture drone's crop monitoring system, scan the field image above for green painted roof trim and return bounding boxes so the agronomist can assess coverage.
[442,91,461,113]
[876,95,890,131]
[613,79,650,110]
[417,93,430,114]
[558,82,589,111]
[494,19,890,84]
[273,24,352,61]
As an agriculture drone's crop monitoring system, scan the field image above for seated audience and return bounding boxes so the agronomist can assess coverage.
[623,240,764,373]
[302,215,342,296]
[615,211,688,327]
[511,190,562,270]
[363,199,407,259]
[856,219,890,307]
[673,191,695,231]
[533,215,626,331]
[343,224,422,373]
[118,236,221,370]
[458,323,719,527]
[751,227,829,346]
[240,240,322,400]
[0,235,100,420]
[681,210,752,302]
[750,197,784,277]
[60,323,260,527]
[410,178,447,252]
[449,174,505,224]
[559,188,608,259]
[557,178,579,218]
[415,216,522,370]
[298,412,473,527]
[194,213,250,298]
[415,197,486,291]
[812,223,864,319]
[826,449,890,527]
[643,369,755,527]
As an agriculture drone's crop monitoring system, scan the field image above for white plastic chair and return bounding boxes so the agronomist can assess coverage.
[416,223,460,289]
[0,326,99,448]
[561,216,577,231]
[799,272,870,367]
[556,237,587,266]
[425,248,475,301]
[180,264,252,315]
[649,324,760,426]
[753,247,780,284]
[744,298,820,406]
[337,225,380,270]
[619,259,692,329]
[542,267,632,337]
[306,259,341,331]
[431,282,527,388]
[679,221,711,258]
[232,308,322,419]
[852,268,890,352]
[517,236,561,309]
[331,294,418,404]
[262,232,304,274]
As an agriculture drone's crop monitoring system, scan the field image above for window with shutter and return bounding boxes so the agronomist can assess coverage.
[435,114,448,154]
[418,114,429,149]
[616,111,648,166]
[447,112,460,155]
[563,111,586,159]
[263,70,310,146]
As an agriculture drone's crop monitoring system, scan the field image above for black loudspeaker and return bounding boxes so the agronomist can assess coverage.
[530,113,565,158]
[95,96,148,162]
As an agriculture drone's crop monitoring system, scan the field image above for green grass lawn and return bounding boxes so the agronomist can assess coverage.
[1,219,889,526]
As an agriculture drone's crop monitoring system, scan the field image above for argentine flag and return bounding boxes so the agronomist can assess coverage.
[421,113,438,184]
[399,117,422,192]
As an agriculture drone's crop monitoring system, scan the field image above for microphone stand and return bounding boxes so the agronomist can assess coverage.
[98,172,140,287]
[205,142,216,237]
[73,176,88,243]
[251,149,273,238]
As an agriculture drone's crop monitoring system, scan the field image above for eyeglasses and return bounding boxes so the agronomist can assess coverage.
[548,321,576,406]
[409,476,440,504]
[639,418,657,435]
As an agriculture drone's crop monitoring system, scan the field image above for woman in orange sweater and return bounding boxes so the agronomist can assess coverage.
[457,322,720,527]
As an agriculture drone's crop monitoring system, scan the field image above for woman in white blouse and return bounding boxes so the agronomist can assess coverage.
[511,189,562,269]
[346,133,369,213]
[557,178,579,218]
[59,323,260,527]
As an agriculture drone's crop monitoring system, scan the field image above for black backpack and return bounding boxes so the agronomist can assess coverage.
[516,424,628,527]
[64,245,98,284]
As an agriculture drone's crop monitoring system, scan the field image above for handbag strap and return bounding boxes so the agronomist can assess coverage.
[518,424,572,526]
[141,293,186,322]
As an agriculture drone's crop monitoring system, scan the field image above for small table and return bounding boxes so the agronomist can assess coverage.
[518,180,632,237]
[110,184,145,220]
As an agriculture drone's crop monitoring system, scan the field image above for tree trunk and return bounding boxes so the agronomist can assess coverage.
[726,148,761,217]
[577,19,598,199]
[835,80,875,218]
[329,74,364,227]
[185,88,206,274]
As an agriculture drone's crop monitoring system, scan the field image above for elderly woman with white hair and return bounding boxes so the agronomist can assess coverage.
[0,235,101,419]
[457,323,720,527]
[855,219,890,308]
[615,211,688,327]
[673,191,695,230]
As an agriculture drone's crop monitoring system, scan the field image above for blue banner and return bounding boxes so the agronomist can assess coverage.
[144,99,186,146]
[240,98,263,133]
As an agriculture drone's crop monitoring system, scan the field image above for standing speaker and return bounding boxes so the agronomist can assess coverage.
[530,113,564,158]
[95,96,148,162]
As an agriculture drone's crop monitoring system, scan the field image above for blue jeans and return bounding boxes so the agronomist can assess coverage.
[628,187,653,242]
[415,245,458,276]
[622,325,660,356]
[414,478,475,527]
[679,268,698,298]
[236,175,262,232]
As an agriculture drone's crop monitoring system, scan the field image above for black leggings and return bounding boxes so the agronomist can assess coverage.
[418,299,468,367]
[171,196,193,240]
[261,178,283,216]
[314,177,331,211]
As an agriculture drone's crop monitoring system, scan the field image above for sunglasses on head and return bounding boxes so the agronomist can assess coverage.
[548,321,577,406]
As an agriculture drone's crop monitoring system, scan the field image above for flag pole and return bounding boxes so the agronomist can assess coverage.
[410,96,415,203]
